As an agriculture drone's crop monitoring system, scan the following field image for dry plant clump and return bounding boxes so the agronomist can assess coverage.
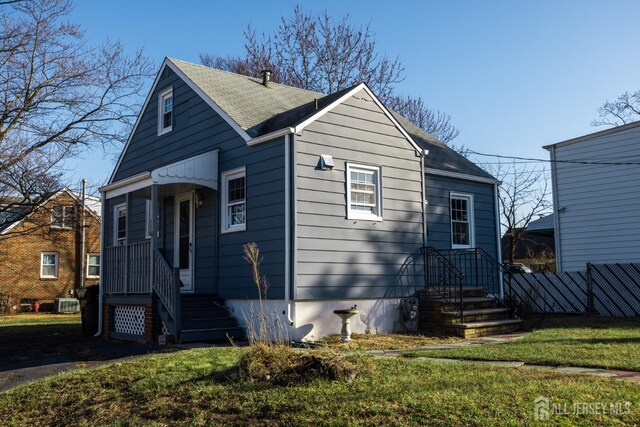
[235,342,370,385]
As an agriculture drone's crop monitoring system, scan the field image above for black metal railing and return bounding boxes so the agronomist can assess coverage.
[423,247,465,322]
[424,247,544,319]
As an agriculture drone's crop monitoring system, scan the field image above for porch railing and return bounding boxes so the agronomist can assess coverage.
[103,241,151,294]
[152,248,181,340]
[423,247,465,322]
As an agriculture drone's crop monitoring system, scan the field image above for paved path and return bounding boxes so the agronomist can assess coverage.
[368,333,640,382]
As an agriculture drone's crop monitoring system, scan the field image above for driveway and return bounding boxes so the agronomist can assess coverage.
[0,315,172,392]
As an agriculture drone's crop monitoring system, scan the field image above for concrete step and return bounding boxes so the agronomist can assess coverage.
[182,317,238,330]
[440,308,511,324]
[423,297,499,310]
[453,319,522,338]
[180,307,231,319]
[180,326,245,343]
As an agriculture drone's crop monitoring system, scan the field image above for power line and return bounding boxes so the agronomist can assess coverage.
[469,150,640,166]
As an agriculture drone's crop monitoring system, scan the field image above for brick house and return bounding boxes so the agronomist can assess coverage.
[0,189,101,311]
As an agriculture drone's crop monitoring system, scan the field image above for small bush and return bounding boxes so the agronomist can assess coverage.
[234,343,369,385]
[503,294,544,330]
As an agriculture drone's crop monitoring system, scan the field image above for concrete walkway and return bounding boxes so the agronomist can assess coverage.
[368,333,640,382]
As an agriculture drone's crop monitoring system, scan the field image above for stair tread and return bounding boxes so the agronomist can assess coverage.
[454,319,522,329]
[427,297,496,303]
[441,308,510,316]
[182,326,244,333]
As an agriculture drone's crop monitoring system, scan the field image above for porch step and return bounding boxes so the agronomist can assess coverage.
[425,296,498,310]
[439,287,488,298]
[175,295,245,343]
[440,308,511,324]
[453,319,523,339]
[181,326,245,343]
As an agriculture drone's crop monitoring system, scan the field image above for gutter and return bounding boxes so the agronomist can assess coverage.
[95,194,107,337]
[247,127,296,146]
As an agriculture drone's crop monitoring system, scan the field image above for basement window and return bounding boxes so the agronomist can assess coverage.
[158,87,173,135]
[450,193,474,249]
[221,167,246,233]
[40,252,59,279]
[346,163,382,221]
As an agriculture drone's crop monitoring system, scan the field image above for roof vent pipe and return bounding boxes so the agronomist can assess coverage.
[262,70,271,87]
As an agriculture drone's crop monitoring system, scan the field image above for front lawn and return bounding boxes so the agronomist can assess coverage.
[404,316,640,371]
[318,332,460,350]
[0,312,81,327]
[1,346,639,426]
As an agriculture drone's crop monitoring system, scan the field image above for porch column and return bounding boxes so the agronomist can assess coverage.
[150,184,159,291]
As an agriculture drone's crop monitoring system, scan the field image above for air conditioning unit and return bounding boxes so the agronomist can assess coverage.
[54,298,80,314]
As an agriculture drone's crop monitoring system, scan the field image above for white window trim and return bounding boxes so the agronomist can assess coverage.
[450,192,475,249]
[346,163,383,221]
[221,166,246,233]
[113,202,127,246]
[86,253,100,278]
[157,87,173,136]
[40,252,59,279]
[50,205,76,229]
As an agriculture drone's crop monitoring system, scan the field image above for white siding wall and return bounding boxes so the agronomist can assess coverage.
[553,124,640,271]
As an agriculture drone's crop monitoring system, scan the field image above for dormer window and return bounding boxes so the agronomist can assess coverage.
[158,87,173,135]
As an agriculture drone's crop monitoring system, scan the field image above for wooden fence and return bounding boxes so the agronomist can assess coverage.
[506,262,640,316]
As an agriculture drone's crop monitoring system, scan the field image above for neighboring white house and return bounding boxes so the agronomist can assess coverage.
[544,120,640,272]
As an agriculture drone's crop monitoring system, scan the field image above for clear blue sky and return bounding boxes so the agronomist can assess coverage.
[65,0,640,193]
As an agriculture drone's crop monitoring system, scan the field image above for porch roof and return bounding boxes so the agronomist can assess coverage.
[100,150,218,199]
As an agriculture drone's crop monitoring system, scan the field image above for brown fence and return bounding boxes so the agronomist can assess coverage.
[506,262,640,317]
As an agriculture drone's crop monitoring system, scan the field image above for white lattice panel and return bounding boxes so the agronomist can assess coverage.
[161,321,169,336]
[113,305,145,335]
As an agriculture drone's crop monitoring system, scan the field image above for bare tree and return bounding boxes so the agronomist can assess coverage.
[387,95,461,146]
[484,161,552,263]
[592,89,640,127]
[0,0,153,234]
[200,5,460,146]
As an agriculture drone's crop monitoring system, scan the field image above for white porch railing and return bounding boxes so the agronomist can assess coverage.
[104,241,151,294]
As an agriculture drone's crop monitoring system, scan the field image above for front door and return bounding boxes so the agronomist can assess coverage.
[175,193,194,292]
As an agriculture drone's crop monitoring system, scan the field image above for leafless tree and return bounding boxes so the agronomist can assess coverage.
[0,0,153,234]
[387,95,461,146]
[484,161,552,263]
[592,89,640,127]
[200,5,460,146]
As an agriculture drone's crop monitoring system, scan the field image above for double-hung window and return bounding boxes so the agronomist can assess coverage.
[158,87,173,135]
[221,167,246,232]
[40,252,58,278]
[114,203,127,246]
[450,193,474,248]
[346,163,382,221]
[51,205,76,228]
[87,253,100,278]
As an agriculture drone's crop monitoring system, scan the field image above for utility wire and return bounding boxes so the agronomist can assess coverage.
[469,150,640,166]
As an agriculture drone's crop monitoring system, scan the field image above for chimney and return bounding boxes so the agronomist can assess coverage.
[261,70,271,87]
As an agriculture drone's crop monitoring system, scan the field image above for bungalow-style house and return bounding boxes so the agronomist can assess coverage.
[544,121,640,272]
[0,189,101,312]
[98,58,508,343]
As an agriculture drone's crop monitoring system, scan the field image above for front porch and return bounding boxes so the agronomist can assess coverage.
[100,150,244,343]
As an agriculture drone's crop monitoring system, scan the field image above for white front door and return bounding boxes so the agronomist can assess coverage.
[175,193,194,292]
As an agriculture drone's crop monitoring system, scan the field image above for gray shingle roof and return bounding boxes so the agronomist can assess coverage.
[169,58,495,180]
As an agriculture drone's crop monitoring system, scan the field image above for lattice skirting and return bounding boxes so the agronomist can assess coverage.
[113,305,145,336]
[161,320,169,336]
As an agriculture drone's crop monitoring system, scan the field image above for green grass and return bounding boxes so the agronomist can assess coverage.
[0,313,81,327]
[1,346,640,426]
[404,316,640,371]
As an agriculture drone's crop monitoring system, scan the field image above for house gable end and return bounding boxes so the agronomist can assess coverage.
[109,59,250,184]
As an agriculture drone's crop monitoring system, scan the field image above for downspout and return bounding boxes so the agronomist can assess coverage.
[493,183,504,299]
[420,150,428,287]
[284,133,294,326]
[95,192,107,337]
[549,146,562,272]
[79,179,86,289]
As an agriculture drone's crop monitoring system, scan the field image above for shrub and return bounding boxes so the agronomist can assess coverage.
[234,342,368,385]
